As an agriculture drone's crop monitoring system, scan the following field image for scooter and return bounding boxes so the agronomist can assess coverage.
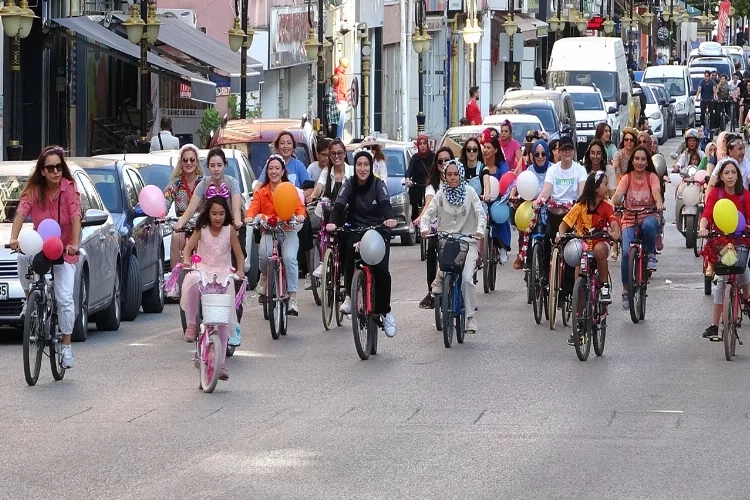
[671,156,706,250]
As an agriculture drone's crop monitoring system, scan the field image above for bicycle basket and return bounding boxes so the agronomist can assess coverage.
[200,293,235,325]
[714,244,750,276]
[438,238,470,273]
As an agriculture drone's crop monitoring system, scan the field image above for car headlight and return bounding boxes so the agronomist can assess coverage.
[390,193,407,205]
[650,112,661,120]
[654,124,662,133]
[676,102,685,111]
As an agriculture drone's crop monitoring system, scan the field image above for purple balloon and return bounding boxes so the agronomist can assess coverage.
[37,218,61,241]
[736,212,747,235]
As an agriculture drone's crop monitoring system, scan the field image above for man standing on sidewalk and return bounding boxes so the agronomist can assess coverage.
[465,86,482,125]
[334,57,349,139]
[325,75,340,139]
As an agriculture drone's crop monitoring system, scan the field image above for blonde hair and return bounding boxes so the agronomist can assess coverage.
[169,143,204,184]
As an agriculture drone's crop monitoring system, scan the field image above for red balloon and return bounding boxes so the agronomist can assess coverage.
[499,172,517,197]
[42,236,64,260]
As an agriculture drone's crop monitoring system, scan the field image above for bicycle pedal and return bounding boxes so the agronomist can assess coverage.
[709,335,723,342]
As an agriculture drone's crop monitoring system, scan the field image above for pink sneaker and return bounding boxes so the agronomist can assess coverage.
[656,234,664,252]
[184,324,198,343]
[219,365,229,381]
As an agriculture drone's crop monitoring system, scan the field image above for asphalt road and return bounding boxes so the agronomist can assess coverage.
[2,136,749,500]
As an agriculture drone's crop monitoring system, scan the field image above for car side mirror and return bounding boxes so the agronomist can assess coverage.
[133,204,146,218]
[620,92,629,105]
[607,106,617,114]
[658,99,666,107]
[561,124,572,135]
[689,90,697,96]
[669,97,676,104]
[82,209,108,227]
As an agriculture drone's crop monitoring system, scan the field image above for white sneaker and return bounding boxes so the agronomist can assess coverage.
[339,296,351,314]
[256,274,266,294]
[499,248,508,264]
[384,313,397,337]
[288,297,299,316]
[313,263,323,278]
[20,300,26,318]
[61,345,75,369]
[304,275,312,290]
[466,316,478,333]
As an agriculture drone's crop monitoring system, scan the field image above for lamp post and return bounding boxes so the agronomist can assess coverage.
[123,0,161,153]
[359,25,371,137]
[228,0,255,120]
[0,0,37,160]
[576,0,588,35]
[303,0,327,136]
[412,0,431,134]
[462,0,482,88]
[662,0,676,64]
[503,8,518,89]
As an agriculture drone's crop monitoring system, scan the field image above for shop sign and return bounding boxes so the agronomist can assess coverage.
[269,5,314,70]
[180,83,191,99]
[537,25,548,37]
[216,87,231,97]
[161,109,205,118]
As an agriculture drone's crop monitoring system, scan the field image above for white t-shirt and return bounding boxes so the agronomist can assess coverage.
[712,157,750,189]
[544,161,588,204]
[307,161,324,183]
[150,131,180,151]
[317,164,354,185]
[374,159,388,184]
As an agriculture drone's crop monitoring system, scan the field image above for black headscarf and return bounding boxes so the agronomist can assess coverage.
[353,149,375,193]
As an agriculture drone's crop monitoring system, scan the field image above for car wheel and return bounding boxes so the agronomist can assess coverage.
[141,251,165,313]
[71,273,89,342]
[95,263,121,331]
[121,253,141,321]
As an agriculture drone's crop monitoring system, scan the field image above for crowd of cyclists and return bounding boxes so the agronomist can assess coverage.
[15,116,750,377]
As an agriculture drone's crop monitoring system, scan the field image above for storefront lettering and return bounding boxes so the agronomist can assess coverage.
[162,109,201,117]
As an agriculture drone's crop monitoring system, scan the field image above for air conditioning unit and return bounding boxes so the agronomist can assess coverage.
[156,9,197,28]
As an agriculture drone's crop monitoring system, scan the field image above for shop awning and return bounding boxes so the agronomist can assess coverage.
[493,13,548,42]
[52,16,216,103]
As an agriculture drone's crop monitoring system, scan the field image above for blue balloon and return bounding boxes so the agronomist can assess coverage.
[490,202,510,224]
[467,177,482,196]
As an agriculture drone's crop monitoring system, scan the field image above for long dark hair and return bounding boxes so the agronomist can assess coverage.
[715,158,744,194]
[584,139,607,173]
[576,170,608,206]
[459,137,484,166]
[196,195,232,229]
[22,145,74,209]
[259,154,290,189]
[594,123,612,143]
[481,134,506,166]
[624,146,658,176]
[429,147,454,191]
[205,147,227,169]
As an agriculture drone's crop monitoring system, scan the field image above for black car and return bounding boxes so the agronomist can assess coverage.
[78,159,165,321]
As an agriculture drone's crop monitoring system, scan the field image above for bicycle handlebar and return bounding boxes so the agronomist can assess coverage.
[4,243,79,255]
[614,206,660,215]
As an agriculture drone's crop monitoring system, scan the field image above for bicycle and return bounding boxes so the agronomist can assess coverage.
[703,232,750,360]
[526,205,548,324]
[482,219,500,294]
[307,201,323,307]
[7,245,68,386]
[320,218,347,330]
[430,232,476,348]
[618,206,659,323]
[181,266,246,393]
[561,232,615,361]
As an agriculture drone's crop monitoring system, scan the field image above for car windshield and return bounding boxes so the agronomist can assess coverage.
[570,93,603,111]
[85,169,122,213]
[131,164,173,190]
[691,75,704,91]
[507,106,557,132]
[641,86,656,104]
[0,174,28,222]
[384,149,407,176]
[199,158,244,191]
[547,70,618,101]
[248,142,311,177]
[690,60,732,78]
[730,53,744,70]
[643,77,686,96]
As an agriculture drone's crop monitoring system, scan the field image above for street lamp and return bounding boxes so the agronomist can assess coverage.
[576,0,588,35]
[602,17,615,34]
[123,1,161,152]
[412,0,431,134]
[0,0,37,159]
[301,0,328,136]
[227,0,255,120]
[462,0,482,88]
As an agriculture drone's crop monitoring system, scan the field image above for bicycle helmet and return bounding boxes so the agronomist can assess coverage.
[684,128,700,140]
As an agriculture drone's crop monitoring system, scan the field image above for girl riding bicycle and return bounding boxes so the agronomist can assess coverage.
[419,160,485,334]
[481,131,512,264]
[181,196,245,380]
[10,146,82,369]
[698,158,750,339]
[245,154,306,315]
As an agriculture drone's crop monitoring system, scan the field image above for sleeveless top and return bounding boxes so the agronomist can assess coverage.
[197,225,231,275]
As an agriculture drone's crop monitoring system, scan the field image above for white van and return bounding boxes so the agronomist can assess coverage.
[641,65,696,130]
[546,37,633,143]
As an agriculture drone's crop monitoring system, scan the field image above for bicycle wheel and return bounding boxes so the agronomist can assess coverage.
[420,236,427,262]
[483,236,493,294]
[572,277,591,361]
[321,249,335,330]
[310,249,322,307]
[49,334,66,381]
[531,243,544,324]
[455,285,466,345]
[200,332,222,393]
[593,290,607,357]
[442,273,454,348]
[23,290,44,386]
[489,246,497,291]
[526,269,533,304]
[351,270,372,360]
[434,292,443,331]
[548,247,560,330]
[694,213,703,258]
[561,291,572,326]
[723,283,738,360]
[268,261,280,340]
[628,247,641,324]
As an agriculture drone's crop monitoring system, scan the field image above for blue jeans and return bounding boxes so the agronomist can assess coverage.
[620,215,659,285]
[260,230,300,293]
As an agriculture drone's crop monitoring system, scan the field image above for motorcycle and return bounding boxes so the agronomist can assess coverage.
[671,155,706,250]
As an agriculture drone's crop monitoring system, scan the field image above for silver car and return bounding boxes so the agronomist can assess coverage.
[0,161,121,341]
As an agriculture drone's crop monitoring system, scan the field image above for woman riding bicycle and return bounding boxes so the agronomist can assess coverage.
[460,137,484,183]
[583,138,617,197]
[164,144,204,290]
[612,146,664,309]
[480,131,512,264]
[9,146,80,369]
[245,154,306,315]
[497,120,522,174]
[419,160,485,334]
[698,158,750,339]
[709,133,750,192]
[417,147,454,309]
[326,149,398,338]
[613,128,638,182]
[405,135,434,223]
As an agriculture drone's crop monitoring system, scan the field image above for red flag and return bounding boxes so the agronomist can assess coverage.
[717,0,730,43]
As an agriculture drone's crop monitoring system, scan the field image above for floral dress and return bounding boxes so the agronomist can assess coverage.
[164,175,203,217]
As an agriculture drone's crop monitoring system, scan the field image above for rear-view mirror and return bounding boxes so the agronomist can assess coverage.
[82,209,108,227]
[607,106,617,114]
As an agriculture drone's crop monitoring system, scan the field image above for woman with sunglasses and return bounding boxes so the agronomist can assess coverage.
[9,146,81,370]
[583,139,617,197]
[481,131,512,264]
[417,147,454,308]
[612,128,638,183]
[595,123,617,163]
[460,137,484,182]
[164,144,204,288]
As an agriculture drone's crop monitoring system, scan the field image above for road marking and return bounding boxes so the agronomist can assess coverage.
[230,351,278,358]
[651,410,684,414]
[129,343,154,347]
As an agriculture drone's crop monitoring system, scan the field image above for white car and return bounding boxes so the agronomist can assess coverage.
[482,113,547,142]
[564,85,612,157]
[641,85,666,143]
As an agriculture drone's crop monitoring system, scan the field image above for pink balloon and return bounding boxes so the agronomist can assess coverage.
[138,185,167,218]
[694,170,707,184]
[296,187,305,204]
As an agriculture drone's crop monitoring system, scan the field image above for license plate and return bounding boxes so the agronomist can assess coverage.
[0,283,8,300]
[577,136,588,143]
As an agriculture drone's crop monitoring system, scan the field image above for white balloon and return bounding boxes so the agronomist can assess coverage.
[18,229,43,256]
[516,170,539,200]
[652,154,667,178]
[682,184,700,208]
[488,176,500,200]
[563,238,584,267]
[360,229,386,266]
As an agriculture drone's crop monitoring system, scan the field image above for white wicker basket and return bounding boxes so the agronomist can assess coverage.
[201,293,234,325]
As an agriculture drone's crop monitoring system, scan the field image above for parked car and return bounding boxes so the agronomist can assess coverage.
[209,117,318,177]
[640,86,667,144]
[482,113,546,142]
[346,141,417,245]
[0,161,120,341]
[564,85,614,158]
[496,87,578,146]
[645,83,677,139]
[78,158,165,321]
[641,64,696,130]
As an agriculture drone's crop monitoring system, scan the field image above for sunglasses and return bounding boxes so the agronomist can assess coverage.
[182,157,197,163]
[623,137,634,143]
[534,152,547,158]
[465,147,478,153]
[45,164,63,173]
[437,157,451,164]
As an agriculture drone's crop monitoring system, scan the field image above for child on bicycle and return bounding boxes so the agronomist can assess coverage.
[698,158,750,339]
[181,196,245,381]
